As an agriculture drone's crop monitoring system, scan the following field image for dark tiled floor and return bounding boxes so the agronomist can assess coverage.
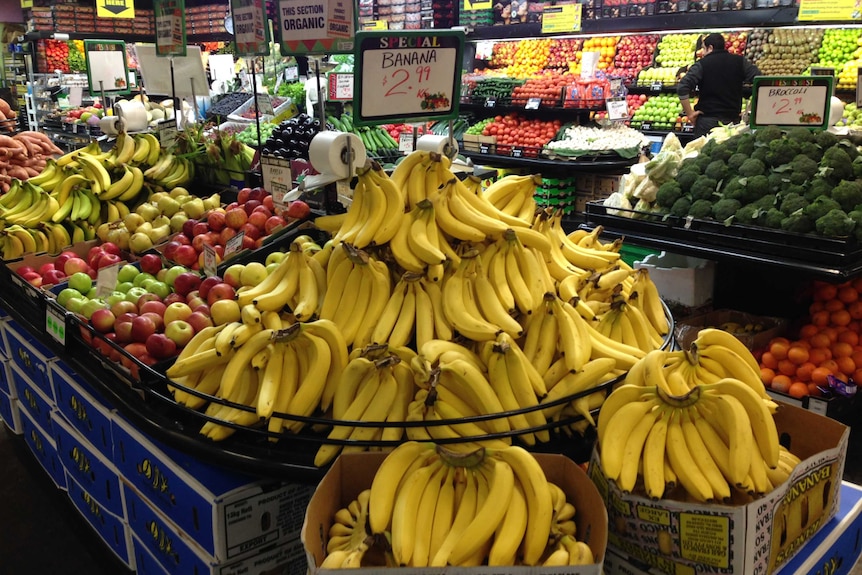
[0,421,860,574]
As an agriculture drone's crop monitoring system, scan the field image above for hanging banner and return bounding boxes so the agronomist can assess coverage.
[97,0,135,19]
[231,0,271,56]
[277,0,355,55]
[798,0,862,21]
[84,40,131,95]
[154,0,187,57]
[354,30,464,125]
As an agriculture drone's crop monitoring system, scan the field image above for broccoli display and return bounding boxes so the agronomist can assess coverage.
[738,158,766,178]
[751,147,769,165]
[704,160,730,182]
[655,181,683,209]
[854,157,862,179]
[695,154,714,173]
[837,140,860,161]
[690,177,719,201]
[804,195,842,222]
[678,156,701,174]
[780,213,814,234]
[735,204,762,225]
[735,134,756,157]
[768,172,789,193]
[712,198,742,221]
[779,192,809,216]
[785,127,815,144]
[799,141,824,162]
[754,125,783,145]
[677,169,700,194]
[727,153,748,172]
[849,210,862,241]
[744,175,771,203]
[831,180,862,212]
[754,194,778,210]
[766,138,801,168]
[670,197,692,218]
[764,208,785,229]
[815,130,838,149]
[821,146,854,183]
[815,208,856,238]
[688,199,714,219]
[805,178,833,203]
[788,154,820,186]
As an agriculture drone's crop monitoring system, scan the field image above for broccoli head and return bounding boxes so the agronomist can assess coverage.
[738,158,766,178]
[853,157,862,179]
[788,154,820,185]
[785,127,815,144]
[814,130,838,149]
[700,139,719,158]
[744,175,771,203]
[815,208,856,238]
[831,179,862,212]
[805,178,833,202]
[804,195,842,222]
[799,141,824,162]
[655,181,683,209]
[670,196,692,218]
[677,169,700,194]
[712,198,742,221]
[754,194,778,210]
[735,134,756,157]
[755,125,783,145]
[704,160,730,182]
[779,192,809,216]
[837,140,860,161]
[679,157,701,174]
[710,146,734,163]
[781,213,814,234]
[768,172,789,193]
[695,154,714,173]
[690,177,719,201]
[766,138,801,168]
[849,210,862,241]
[751,146,770,165]
[688,199,714,219]
[764,207,785,229]
[821,146,854,183]
[727,153,748,172]
[735,203,763,226]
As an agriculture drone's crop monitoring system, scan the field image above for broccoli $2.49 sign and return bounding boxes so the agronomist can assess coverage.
[353,30,464,127]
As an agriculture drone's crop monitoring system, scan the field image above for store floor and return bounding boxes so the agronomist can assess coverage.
[0,422,861,575]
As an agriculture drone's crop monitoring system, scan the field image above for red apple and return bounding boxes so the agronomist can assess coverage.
[206,283,236,306]
[286,200,311,219]
[192,221,210,237]
[139,253,163,275]
[101,242,121,256]
[192,234,214,253]
[64,257,90,276]
[97,253,123,270]
[214,245,225,259]
[241,235,256,250]
[123,342,148,361]
[240,223,262,240]
[131,315,157,342]
[186,311,213,333]
[225,201,240,212]
[163,292,185,306]
[136,292,162,308]
[173,272,202,297]
[90,308,116,333]
[38,262,56,276]
[264,215,286,235]
[198,276,223,299]
[174,233,191,246]
[162,240,182,261]
[16,265,35,276]
[142,312,164,332]
[225,208,248,230]
[111,300,138,317]
[114,319,135,343]
[237,187,252,203]
[248,187,266,202]
[22,272,42,287]
[207,211,226,232]
[192,303,210,315]
[182,219,198,239]
[139,300,167,318]
[88,246,105,262]
[252,205,272,219]
[219,227,238,245]
[173,245,198,267]
[243,199,261,215]
[145,333,177,359]
[42,269,67,285]
[262,195,275,212]
[54,251,78,270]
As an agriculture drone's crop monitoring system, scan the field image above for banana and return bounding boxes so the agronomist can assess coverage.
[114,131,138,165]
[410,462,448,567]
[430,180,487,243]
[680,408,731,501]
[441,256,499,342]
[256,341,286,418]
[437,359,509,436]
[599,397,660,481]
[642,405,671,499]
[131,134,150,164]
[698,394,755,487]
[407,203,446,265]
[389,208,427,273]
[596,383,657,444]
[695,341,767,398]
[267,343,300,436]
[430,460,479,567]
[666,409,714,502]
[487,483,528,566]
[353,257,393,348]
[353,166,389,248]
[116,166,145,202]
[283,332,333,433]
[391,458,444,566]
[391,149,430,197]
[143,133,162,166]
[77,153,112,194]
[367,164,405,246]
[487,344,535,445]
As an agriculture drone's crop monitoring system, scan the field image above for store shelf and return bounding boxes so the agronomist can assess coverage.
[23,31,232,44]
[463,150,638,171]
[466,6,800,39]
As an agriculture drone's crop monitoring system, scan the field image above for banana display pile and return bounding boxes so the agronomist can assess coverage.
[598,327,801,503]
[0,132,192,259]
[320,441,595,568]
[164,149,673,465]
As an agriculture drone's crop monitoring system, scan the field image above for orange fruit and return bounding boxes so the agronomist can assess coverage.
[851,348,862,367]
[838,285,859,304]
[834,371,849,383]
[769,340,789,360]
[777,359,798,377]
[809,347,832,365]
[811,310,831,327]
[788,382,809,399]
[760,352,778,370]
[808,382,823,396]
[787,346,810,365]
[793,339,811,349]
[809,332,831,349]
[838,330,859,346]
[852,277,862,292]
[799,323,819,339]
[795,362,816,382]
[848,301,862,320]
[811,366,832,386]
[832,341,854,357]
[814,282,838,301]
[825,298,846,312]
[820,359,841,374]
[836,355,856,375]
[809,300,825,314]
[823,326,839,342]
[760,367,775,384]
[831,309,852,327]
[770,374,792,393]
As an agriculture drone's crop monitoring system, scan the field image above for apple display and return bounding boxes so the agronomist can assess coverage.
[164,320,194,347]
[41,269,67,286]
[139,253,163,275]
[240,262,267,287]
[145,333,177,359]
[173,245,198,267]
[97,253,123,270]
[163,302,193,324]
[206,282,236,306]
[110,299,138,317]
[63,257,90,276]
[186,311,213,333]
[90,308,116,333]
[57,287,83,307]
[131,315,157,342]
[210,298,241,325]
[198,276,223,299]
[139,300,167,318]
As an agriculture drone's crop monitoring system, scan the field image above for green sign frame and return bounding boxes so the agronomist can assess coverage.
[154,0,187,57]
[353,30,464,126]
[276,0,356,56]
[750,75,834,130]
[84,40,131,96]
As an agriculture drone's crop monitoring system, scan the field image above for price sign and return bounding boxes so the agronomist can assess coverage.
[681,123,694,133]
[650,81,662,92]
[276,0,355,56]
[46,304,66,346]
[641,122,652,131]
[609,78,624,95]
[154,0,187,57]
[354,30,464,126]
[525,97,541,110]
[399,132,415,153]
[479,142,492,154]
[511,146,524,158]
[231,0,270,56]
[361,20,389,29]
[96,263,121,298]
[541,2,582,34]
[261,154,293,209]
[284,66,299,81]
[605,97,629,120]
[256,93,275,116]
[328,73,354,101]
[203,244,217,277]
[750,76,833,129]
[225,232,245,257]
[157,119,178,147]
[69,86,84,108]
[484,97,496,108]
[84,41,131,95]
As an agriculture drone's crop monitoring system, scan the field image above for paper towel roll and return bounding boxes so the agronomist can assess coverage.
[113,100,149,132]
[417,134,459,157]
[308,131,367,179]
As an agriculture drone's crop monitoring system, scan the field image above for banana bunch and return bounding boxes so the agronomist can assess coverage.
[332,162,404,249]
[165,316,348,440]
[143,153,194,191]
[26,158,64,193]
[69,221,97,243]
[597,371,784,502]
[236,239,326,320]
[0,223,71,258]
[320,243,392,348]
[479,230,548,317]
[0,181,60,228]
[322,441,592,568]
[482,174,540,222]
[371,273,452,349]
[315,349,416,466]
[99,199,131,225]
[541,213,624,274]
[591,298,664,353]
[441,248,524,342]
[389,199,458,282]
[50,174,102,225]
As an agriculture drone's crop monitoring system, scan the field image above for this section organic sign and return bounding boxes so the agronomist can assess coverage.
[277,0,354,55]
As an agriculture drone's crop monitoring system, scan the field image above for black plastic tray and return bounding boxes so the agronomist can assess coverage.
[585,200,862,268]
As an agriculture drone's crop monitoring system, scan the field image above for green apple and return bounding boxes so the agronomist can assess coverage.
[57,287,83,308]
[105,291,126,307]
[68,272,92,294]
[115,281,134,294]
[125,286,148,304]
[81,299,106,319]
[132,272,156,287]
[117,264,140,284]
[266,251,286,266]
[163,265,188,287]
[65,297,88,315]
[148,281,171,300]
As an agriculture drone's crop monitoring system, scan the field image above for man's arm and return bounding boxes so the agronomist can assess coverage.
[742,58,761,83]
[677,61,703,121]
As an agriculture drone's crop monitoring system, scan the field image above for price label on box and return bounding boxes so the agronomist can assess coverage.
[328,73,354,101]
[255,93,275,116]
[225,232,244,258]
[158,119,178,148]
[203,244,217,277]
[260,154,293,210]
[605,97,628,120]
[46,305,66,346]
[525,97,541,110]
[96,263,120,298]
[511,146,524,158]
[650,81,662,92]
[399,132,414,153]
[484,97,496,108]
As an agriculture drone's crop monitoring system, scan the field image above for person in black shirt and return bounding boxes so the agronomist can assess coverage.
[677,33,761,138]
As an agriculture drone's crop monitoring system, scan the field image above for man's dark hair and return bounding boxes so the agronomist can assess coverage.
[703,33,726,51]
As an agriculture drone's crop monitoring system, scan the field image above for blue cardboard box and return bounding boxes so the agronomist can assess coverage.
[51,360,114,460]
[19,405,65,490]
[65,471,134,569]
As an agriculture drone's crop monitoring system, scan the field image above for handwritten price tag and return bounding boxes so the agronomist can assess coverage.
[225,231,245,257]
[752,76,833,129]
[328,73,354,101]
[605,97,628,120]
[255,93,275,116]
[158,119,177,147]
[355,30,464,124]
[260,154,292,210]
[203,244,217,277]
[399,132,414,153]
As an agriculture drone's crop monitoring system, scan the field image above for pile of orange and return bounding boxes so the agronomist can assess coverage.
[758,278,862,399]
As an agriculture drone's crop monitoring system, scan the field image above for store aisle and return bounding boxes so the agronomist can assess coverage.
[0,421,861,574]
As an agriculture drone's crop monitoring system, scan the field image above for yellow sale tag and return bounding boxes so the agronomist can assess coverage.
[97,0,135,19]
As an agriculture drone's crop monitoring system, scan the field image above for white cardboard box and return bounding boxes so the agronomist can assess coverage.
[634,251,715,308]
